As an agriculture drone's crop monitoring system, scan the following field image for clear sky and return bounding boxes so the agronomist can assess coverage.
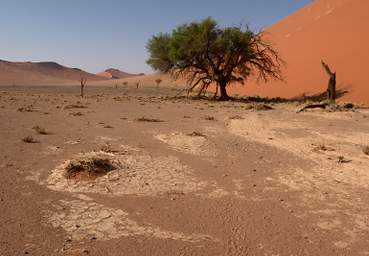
[0,0,311,74]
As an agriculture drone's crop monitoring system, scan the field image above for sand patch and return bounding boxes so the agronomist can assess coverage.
[228,111,369,245]
[47,149,207,196]
[46,199,216,242]
[155,132,216,157]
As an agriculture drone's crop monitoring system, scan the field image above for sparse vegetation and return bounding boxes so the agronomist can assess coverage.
[253,104,273,111]
[32,126,50,135]
[64,104,87,110]
[229,115,244,120]
[17,105,36,112]
[187,131,206,137]
[363,146,369,156]
[80,74,87,98]
[69,111,84,116]
[337,156,351,164]
[203,116,216,121]
[64,158,117,180]
[147,17,283,100]
[155,78,162,88]
[135,117,164,122]
[22,136,38,143]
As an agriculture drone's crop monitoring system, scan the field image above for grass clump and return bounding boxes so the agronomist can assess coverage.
[65,158,117,180]
[187,131,206,137]
[203,116,216,121]
[22,136,38,143]
[64,104,88,110]
[32,126,50,135]
[363,146,369,156]
[135,117,164,122]
[229,115,244,120]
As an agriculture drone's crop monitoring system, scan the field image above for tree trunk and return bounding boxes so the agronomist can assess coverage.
[321,61,336,103]
[80,85,84,98]
[327,74,336,103]
[218,82,230,101]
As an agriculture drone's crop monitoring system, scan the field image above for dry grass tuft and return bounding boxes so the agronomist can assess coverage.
[64,158,117,180]
[17,105,36,112]
[22,136,38,143]
[69,112,84,116]
[203,116,217,121]
[337,156,351,164]
[363,146,369,156]
[229,115,244,120]
[32,126,50,135]
[64,104,88,110]
[187,131,207,137]
[135,117,164,123]
[253,104,273,111]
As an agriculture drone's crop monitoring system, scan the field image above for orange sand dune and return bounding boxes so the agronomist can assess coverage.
[231,0,369,105]
[0,60,107,86]
[96,68,142,79]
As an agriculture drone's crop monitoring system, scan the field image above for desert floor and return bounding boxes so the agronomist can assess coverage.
[1,85,369,256]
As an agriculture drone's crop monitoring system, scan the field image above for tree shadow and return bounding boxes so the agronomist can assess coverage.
[170,84,352,104]
[291,85,350,102]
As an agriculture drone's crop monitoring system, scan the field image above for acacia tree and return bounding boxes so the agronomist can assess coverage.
[147,17,283,100]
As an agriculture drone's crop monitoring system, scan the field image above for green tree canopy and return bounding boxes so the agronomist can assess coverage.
[146,17,283,100]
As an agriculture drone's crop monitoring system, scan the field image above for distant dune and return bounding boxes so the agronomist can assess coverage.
[96,68,142,79]
[0,59,107,86]
[230,0,369,105]
[1,0,368,105]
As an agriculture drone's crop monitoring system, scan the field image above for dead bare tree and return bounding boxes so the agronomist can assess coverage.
[136,81,140,89]
[321,60,336,103]
[155,78,162,89]
[80,74,87,98]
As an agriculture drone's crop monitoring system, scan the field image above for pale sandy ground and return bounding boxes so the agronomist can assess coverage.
[1,84,369,255]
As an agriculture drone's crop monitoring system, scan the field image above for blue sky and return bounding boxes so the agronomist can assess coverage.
[0,0,311,74]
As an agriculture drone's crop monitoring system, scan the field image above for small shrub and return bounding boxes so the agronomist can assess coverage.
[65,158,117,180]
[203,116,216,121]
[32,126,50,135]
[64,104,88,110]
[187,131,206,137]
[229,115,244,120]
[135,117,164,122]
[22,136,38,143]
[338,156,351,164]
[17,105,36,112]
[69,112,84,116]
[363,146,369,156]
